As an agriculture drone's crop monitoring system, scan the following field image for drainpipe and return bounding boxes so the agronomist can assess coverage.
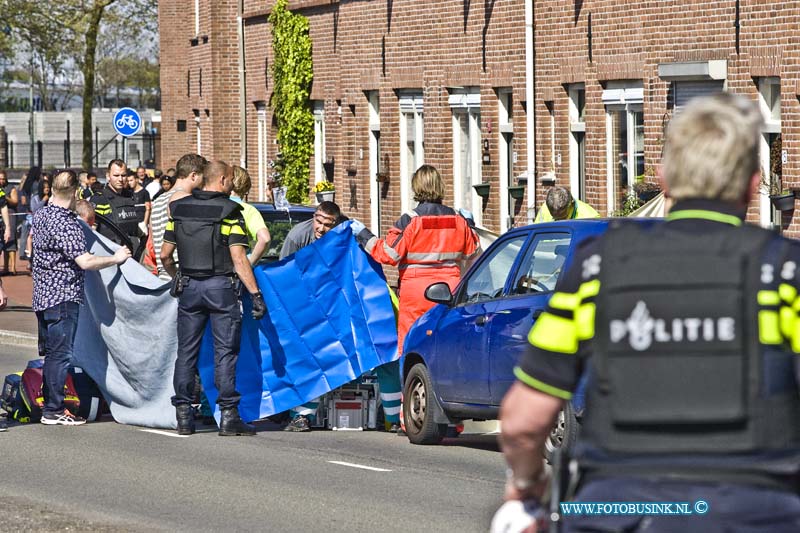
[525,0,536,221]
[237,0,248,168]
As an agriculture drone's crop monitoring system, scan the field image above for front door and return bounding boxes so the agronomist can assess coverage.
[428,233,529,403]
[488,232,572,404]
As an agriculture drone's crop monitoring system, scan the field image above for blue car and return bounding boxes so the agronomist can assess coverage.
[400,219,655,448]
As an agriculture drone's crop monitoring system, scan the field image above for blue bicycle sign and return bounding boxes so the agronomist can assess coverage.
[113,107,142,137]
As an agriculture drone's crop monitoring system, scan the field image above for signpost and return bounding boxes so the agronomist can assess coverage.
[113,107,142,165]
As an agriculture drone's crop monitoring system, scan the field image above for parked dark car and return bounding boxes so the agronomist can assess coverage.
[251,202,316,264]
[400,218,657,451]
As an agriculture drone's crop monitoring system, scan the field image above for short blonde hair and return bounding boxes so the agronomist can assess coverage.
[663,93,763,202]
[52,170,78,199]
[232,166,252,198]
[411,165,445,203]
[75,199,95,224]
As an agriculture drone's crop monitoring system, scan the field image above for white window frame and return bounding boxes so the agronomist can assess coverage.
[195,115,201,155]
[603,82,644,213]
[399,92,424,213]
[758,77,781,228]
[367,91,381,234]
[451,88,482,225]
[255,102,268,201]
[313,101,326,188]
[194,0,200,36]
[498,89,513,232]
[568,84,586,201]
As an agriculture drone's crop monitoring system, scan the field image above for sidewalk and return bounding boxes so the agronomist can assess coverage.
[0,258,38,346]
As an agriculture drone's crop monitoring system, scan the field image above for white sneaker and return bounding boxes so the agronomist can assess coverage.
[41,409,86,426]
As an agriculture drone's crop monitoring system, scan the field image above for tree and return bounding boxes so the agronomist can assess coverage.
[269,0,315,203]
[0,0,158,168]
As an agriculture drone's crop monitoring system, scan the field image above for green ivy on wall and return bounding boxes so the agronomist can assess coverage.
[269,0,314,204]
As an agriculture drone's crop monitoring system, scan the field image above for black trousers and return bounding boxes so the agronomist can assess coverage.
[172,275,242,409]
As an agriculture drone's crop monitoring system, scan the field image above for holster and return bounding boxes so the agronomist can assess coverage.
[170,272,187,298]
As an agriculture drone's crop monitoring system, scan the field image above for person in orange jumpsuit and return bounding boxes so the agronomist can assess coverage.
[352,164,481,355]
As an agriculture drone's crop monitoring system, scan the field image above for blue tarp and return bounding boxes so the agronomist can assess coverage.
[198,222,398,422]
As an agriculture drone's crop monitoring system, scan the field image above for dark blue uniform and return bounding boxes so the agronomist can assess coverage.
[517,200,800,532]
[163,190,249,409]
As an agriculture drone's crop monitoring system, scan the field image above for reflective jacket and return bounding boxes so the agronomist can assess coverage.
[535,197,599,223]
[360,202,480,272]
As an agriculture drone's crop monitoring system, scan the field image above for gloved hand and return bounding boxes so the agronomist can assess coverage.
[251,291,267,320]
[458,208,475,224]
[350,219,366,236]
[490,500,540,533]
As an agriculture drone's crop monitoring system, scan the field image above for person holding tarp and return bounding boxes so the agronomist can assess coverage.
[32,170,131,426]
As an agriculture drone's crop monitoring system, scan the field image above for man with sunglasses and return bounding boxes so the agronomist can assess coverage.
[279,200,342,432]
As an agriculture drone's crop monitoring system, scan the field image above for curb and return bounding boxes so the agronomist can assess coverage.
[0,330,38,348]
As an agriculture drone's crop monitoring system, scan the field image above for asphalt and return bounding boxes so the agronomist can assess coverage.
[0,342,506,532]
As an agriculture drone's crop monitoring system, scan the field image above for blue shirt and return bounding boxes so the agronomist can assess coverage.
[32,204,87,312]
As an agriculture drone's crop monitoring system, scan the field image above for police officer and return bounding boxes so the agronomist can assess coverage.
[160,159,266,437]
[496,93,800,532]
[91,159,142,250]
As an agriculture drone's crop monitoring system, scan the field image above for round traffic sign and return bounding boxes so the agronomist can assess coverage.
[113,107,142,137]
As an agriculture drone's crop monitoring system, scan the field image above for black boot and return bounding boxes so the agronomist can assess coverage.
[219,407,256,436]
[176,404,195,435]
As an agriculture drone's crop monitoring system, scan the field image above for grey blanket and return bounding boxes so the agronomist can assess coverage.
[72,226,179,428]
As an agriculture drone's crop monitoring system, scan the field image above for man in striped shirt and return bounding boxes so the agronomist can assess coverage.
[150,154,206,281]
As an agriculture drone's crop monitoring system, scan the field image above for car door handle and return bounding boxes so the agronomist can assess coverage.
[475,315,488,326]
[532,309,543,320]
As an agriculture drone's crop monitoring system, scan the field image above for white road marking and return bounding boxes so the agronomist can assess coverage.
[328,461,392,472]
[139,429,190,438]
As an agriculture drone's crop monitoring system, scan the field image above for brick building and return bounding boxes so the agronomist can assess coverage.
[159,0,800,236]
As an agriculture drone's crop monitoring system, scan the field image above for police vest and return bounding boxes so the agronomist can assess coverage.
[93,188,139,237]
[582,222,800,457]
[169,191,241,277]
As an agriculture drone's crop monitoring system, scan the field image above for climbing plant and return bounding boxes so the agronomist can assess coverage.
[269,0,314,204]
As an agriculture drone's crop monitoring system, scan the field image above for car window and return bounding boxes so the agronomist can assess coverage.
[258,210,314,264]
[511,233,571,295]
[459,234,527,304]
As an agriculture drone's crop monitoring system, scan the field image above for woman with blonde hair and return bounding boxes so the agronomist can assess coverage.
[352,165,481,432]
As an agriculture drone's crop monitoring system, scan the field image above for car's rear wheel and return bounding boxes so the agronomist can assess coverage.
[403,363,447,445]
[544,401,578,464]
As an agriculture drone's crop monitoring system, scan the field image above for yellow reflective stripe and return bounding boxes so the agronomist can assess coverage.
[793,299,800,312]
[221,225,232,236]
[575,302,596,341]
[528,312,578,354]
[578,279,600,299]
[513,367,573,400]
[758,290,780,306]
[222,217,240,225]
[165,220,174,231]
[549,292,581,311]
[780,306,796,341]
[759,310,781,344]
[779,283,797,304]
[221,223,246,236]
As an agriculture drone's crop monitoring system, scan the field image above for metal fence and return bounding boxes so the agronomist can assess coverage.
[2,133,159,170]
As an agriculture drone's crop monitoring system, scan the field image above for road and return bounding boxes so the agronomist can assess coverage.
[0,342,506,532]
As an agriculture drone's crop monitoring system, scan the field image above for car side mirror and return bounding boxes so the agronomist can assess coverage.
[425,282,453,306]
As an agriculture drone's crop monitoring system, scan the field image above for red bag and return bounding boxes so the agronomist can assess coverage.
[19,367,80,422]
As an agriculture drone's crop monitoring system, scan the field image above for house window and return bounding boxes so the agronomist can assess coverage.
[399,92,424,213]
[255,101,268,201]
[498,89,514,232]
[451,88,482,225]
[603,81,644,213]
[568,84,586,202]
[758,77,781,229]
[313,101,327,188]
[367,91,381,235]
